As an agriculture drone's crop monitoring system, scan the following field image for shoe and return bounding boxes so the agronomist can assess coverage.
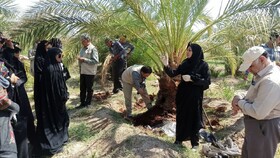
[174,140,182,145]
[85,101,91,106]
[75,103,87,109]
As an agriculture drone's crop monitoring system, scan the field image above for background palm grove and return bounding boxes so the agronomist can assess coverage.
[1,0,280,157]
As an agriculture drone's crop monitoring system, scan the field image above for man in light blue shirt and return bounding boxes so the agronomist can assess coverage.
[261,32,280,65]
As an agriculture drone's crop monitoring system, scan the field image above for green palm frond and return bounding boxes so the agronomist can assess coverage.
[0,0,16,32]
[0,0,16,17]
[203,3,280,76]
[12,0,122,47]
[10,0,280,76]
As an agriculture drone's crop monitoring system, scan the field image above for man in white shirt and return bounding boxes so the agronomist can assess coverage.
[232,46,280,158]
[76,34,99,108]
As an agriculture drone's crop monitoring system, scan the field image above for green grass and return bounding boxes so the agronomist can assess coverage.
[222,86,235,101]
[69,123,93,141]
[71,107,98,117]
[205,77,249,101]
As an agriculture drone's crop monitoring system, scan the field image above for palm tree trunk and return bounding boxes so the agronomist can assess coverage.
[133,75,177,126]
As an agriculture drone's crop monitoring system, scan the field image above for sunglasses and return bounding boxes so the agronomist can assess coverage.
[58,54,62,58]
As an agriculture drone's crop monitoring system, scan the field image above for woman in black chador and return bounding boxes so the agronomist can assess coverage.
[36,47,69,155]
[163,43,211,148]
[34,40,48,126]
[12,47,36,158]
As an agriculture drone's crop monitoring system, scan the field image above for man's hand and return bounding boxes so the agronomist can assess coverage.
[127,52,131,59]
[231,95,241,116]
[137,88,145,95]
[137,88,150,102]
[111,54,121,62]
[78,57,85,62]
[137,88,148,97]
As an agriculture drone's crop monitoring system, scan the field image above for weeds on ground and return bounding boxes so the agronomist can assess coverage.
[69,123,92,141]
[75,108,92,117]
[205,77,249,102]
[209,65,223,78]
[178,146,201,158]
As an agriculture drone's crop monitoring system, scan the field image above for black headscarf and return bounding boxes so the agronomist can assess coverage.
[46,47,62,64]
[44,47,67,103]
[49,38,62,49]
[34,40,48,75]
[180,43,204,74]
[187,43,204,63]
[35,40,48,59]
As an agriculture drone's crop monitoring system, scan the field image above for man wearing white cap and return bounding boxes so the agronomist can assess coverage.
[231,46,280,158]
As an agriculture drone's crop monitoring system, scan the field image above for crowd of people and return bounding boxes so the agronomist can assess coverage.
[0,34,70,157]
[0,30,280,158]
[0,33,142,157]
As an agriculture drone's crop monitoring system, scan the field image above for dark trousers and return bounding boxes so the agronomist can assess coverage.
[80,74,95,105]
[112,58,125,91]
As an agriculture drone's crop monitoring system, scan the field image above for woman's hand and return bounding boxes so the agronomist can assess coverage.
[10,73,19,84]
[182,75,193,82]
[160,55,169,66]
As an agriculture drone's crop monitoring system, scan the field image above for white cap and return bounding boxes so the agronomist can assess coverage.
[239,46,266,71]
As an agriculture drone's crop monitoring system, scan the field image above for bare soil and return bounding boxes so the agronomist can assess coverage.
[48,77,247,158]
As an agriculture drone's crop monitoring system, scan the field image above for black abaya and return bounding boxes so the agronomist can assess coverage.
[164,43,211,146]
[36,47,69,155]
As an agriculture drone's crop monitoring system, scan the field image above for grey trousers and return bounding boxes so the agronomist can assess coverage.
[122,81,152,116]
[242,115,280,158]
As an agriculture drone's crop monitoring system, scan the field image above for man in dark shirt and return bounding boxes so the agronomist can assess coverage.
[119,35,134,69]
[105,38,126,94]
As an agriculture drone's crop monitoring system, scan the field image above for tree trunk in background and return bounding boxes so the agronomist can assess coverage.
[133,75,177,126]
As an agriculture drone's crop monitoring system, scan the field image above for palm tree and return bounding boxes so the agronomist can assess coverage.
[0,0,16,34]
[10,0,280,125]
[203,6,280,75]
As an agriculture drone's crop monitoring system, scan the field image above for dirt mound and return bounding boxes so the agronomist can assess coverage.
[54,107,183,158]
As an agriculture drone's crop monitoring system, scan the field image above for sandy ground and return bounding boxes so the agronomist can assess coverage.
[45,77,249,158]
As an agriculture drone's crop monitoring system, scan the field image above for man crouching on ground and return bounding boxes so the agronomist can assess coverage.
[121,65,153,119]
